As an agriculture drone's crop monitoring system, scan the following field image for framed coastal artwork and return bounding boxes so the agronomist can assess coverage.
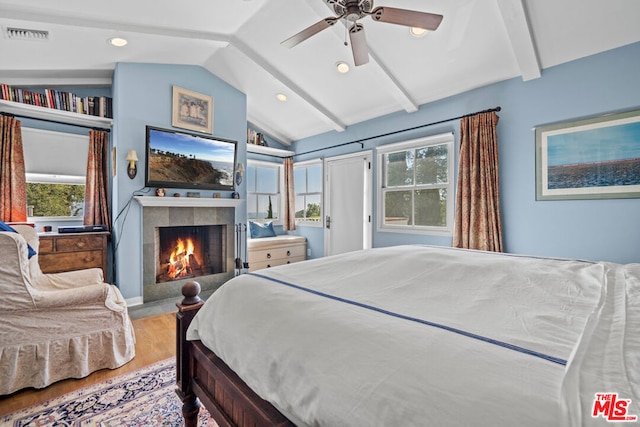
[171,86,213,134]
[535,109,640,200]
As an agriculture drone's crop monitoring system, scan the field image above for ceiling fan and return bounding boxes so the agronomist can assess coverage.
[281,0,443,66]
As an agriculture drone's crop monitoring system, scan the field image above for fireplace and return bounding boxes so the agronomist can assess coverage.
[137,197,238,304]
[156,225,225,283]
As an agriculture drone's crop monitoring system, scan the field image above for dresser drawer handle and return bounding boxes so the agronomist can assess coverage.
[267,264,271,268]
[266,253,271,259]
[84,256,95,263]
[76,241,86,248]
[287,250,291,256]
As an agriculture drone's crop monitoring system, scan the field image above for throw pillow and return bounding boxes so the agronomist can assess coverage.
[0,221,37,258]
[249,221,277,238]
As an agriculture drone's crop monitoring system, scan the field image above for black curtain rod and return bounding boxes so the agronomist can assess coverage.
[0,111,111,132]
[247,106,501,159]
[293,106,501,158]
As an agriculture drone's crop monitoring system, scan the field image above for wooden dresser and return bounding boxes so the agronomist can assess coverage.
[247,235,306,272]
[38,232,109,277]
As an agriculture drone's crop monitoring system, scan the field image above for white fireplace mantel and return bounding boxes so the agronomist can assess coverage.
[134,196,243,208]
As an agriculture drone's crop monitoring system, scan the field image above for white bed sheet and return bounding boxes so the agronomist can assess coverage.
[187,245,639,426]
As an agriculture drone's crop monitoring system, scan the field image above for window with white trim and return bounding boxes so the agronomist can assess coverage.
[246,160,282,223]
[294,160,323,226]
[377,133,454,235]
[22,128,88,220]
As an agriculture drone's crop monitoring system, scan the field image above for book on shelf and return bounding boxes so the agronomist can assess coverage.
[0,83,113,118]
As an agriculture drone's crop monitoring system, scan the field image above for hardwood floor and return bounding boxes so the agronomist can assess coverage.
[0,310,177,417]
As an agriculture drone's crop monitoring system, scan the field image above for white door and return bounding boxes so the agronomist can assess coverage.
[324,152,372,256]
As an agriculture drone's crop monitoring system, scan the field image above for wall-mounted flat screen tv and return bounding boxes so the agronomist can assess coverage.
[145,126,237,191]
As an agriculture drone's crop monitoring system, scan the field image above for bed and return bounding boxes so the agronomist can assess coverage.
[175,245,639,427]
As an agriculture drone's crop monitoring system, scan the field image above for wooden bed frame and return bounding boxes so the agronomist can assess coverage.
[175,282,296,427]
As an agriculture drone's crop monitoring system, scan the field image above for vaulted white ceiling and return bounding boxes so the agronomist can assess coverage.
[1,0,639,145]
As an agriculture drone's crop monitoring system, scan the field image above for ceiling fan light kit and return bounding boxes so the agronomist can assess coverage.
[282,0,443,66]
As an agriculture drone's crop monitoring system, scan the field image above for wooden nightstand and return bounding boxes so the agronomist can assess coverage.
[38,232,109,278]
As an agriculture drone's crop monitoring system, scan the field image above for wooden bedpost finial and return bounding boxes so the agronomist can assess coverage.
[181,281,203,306]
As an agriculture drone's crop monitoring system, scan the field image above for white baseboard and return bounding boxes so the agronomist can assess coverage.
[126,296,144,307]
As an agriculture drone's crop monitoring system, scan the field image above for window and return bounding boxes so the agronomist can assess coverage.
[22,128,89,220]
[377,133,454,235]
[294,160,323,226]
[26,180,85,218]
[247,160,282,223]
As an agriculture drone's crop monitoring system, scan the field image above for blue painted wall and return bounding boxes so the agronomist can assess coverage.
[111,63,247,299]
[291,41,640,264]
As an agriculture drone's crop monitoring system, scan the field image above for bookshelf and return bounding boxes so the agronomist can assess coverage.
[246,144,293,158]
[0,99,113,129]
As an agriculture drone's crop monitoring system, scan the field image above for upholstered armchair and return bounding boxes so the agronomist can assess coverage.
[0,225,136,395]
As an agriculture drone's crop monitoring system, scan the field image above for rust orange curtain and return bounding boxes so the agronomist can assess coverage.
[283,156,296,231]
[84,130,111,229]
[0,116,27,222]
[453,111,503,252]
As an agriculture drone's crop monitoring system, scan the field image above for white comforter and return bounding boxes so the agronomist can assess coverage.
[187,245,639,426]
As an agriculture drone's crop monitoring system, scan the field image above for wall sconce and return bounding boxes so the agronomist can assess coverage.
[125,149,139,179]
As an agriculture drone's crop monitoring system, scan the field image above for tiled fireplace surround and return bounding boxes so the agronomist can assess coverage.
[136,197,240,303]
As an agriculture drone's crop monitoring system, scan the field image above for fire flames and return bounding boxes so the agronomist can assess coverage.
[167,238,200,279]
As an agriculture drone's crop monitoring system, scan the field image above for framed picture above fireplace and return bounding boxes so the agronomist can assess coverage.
[145,125,237,191]
[171,85,213,134]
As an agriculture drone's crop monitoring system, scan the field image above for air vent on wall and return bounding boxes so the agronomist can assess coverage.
[5,27,49,41]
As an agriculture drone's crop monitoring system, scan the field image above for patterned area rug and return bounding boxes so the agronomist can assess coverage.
[1,358,218,426]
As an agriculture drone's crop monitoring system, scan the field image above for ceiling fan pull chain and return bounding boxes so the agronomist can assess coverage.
[344,19,349,46]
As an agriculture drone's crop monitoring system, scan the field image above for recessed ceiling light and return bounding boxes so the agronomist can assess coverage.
[336,61,350,74]
[409,27,428,38]
[108,37,128,47]
[276,93,287,102]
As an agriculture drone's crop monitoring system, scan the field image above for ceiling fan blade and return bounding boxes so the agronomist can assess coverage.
[349,23,369,66]
[281,17,340,48]
[370,7,443,31]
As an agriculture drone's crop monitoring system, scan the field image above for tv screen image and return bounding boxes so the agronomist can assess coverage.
[145,126,237,191]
